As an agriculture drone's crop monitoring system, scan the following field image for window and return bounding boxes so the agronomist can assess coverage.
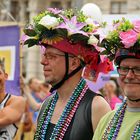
[24,1,29,22]
[111,1,127,14]
[11,1,19,21]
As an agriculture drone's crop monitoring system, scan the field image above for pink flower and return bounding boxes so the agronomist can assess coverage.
[57,16,87,36]
[47,8,62,15]
[119,29,138,48]
[20,34,29,46]
[133,20,140,33]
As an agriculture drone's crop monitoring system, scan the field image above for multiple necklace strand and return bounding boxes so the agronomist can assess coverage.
[34,78,88,140]
[102,100,140,140]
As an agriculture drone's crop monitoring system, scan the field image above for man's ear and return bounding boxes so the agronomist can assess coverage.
[69,57,81,71]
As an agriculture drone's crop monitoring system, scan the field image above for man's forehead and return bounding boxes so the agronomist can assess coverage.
[120,58,140,66]
[45,46,64,54]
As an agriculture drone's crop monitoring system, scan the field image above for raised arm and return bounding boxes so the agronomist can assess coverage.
[22,85,41,111]
[20,76,41,111]
[0,95,25,128]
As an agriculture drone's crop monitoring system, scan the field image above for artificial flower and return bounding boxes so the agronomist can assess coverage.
[23,9,101,47]
[47,8,62,15]
[57,16,87,36]
[39,15,59,29]
[88,35,98,45]
[119,29,138,48]
[100,18,140,61]
[85,18,95,26]
[133,20,140,33]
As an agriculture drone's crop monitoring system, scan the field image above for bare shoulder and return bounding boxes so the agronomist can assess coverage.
[92,95,110,111]
[7,95,26,107]
[91,95,111,131]
[12,95,25,100]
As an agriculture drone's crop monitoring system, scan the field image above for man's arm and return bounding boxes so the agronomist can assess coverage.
[0,95,25,128]
[23,85,41,111]
[91,95,111,132]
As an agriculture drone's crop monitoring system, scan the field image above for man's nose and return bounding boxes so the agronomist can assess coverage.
[125,69,135,79]
[40,56,49,65]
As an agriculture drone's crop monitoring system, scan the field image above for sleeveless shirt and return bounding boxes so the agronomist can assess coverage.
[0,94,17,140]
[38,89,100,140]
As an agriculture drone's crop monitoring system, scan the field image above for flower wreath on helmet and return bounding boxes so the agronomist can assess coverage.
[100,18,140,65]
[22,8,113,81]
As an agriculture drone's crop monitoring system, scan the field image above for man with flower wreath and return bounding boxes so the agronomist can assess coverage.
[23,8,112,140]
[93,18,140,140]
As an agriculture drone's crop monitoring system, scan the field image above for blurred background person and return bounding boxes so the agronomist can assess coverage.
[19,76,52,134]
[28,77,44,103]
[103,80,122,110]
[39,82,52,100]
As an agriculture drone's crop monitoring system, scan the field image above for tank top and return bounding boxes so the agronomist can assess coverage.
[38,89,101,140]
[0,94,18,140]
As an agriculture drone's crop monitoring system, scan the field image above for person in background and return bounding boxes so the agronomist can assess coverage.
[39,82,52,100]
[28,77,47,125]
[0,58,25,140]
[28,77,44,103]
[103,80,122,110]
[23,8,113,140]
[93,18,140,140]
[14,76,35,140]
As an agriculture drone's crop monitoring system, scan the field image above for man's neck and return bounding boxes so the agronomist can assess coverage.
[127,100,140,108]
[57,76,82,102]
[0,92,6,103]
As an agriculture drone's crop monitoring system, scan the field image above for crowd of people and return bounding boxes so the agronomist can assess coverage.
[0,6,140,140]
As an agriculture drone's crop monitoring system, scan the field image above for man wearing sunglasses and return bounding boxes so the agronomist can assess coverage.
[93,19,140,140]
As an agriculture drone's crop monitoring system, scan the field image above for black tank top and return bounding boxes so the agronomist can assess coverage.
[44,89,99,140]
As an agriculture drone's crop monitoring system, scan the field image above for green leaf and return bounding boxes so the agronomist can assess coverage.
[57,28,68,37]
[109,54,115,61]
[23,28,37,37]
[24,39,39,47]
[70,33,88,42]
[100,50,109,55]
[35,24,48,32]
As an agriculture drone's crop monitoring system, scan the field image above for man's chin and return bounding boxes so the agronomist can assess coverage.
[45,79,54,85]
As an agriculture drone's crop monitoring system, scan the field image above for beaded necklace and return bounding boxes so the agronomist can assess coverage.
[102,100,140,140]
[34,78,88,140]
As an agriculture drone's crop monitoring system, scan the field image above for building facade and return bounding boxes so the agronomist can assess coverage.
[0,0,140,80]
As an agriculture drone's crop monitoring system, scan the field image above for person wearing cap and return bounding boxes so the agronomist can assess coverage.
[23,8,112,140]
[93,18,140,140]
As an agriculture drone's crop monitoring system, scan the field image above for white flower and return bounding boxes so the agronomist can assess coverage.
[85,18,96,26]
[85,18,93,24]
[88,35,98,45]
[39,15,59,29]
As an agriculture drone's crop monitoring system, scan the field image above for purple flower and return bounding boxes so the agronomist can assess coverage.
[47,8,62,15]
[133,20,140,33]
[20,34,29,43]
[57,16,88,36]
[119,29,138,48]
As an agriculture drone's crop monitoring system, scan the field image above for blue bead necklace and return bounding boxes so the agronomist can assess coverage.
[102,99,140,140]
[34,78,88,140]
